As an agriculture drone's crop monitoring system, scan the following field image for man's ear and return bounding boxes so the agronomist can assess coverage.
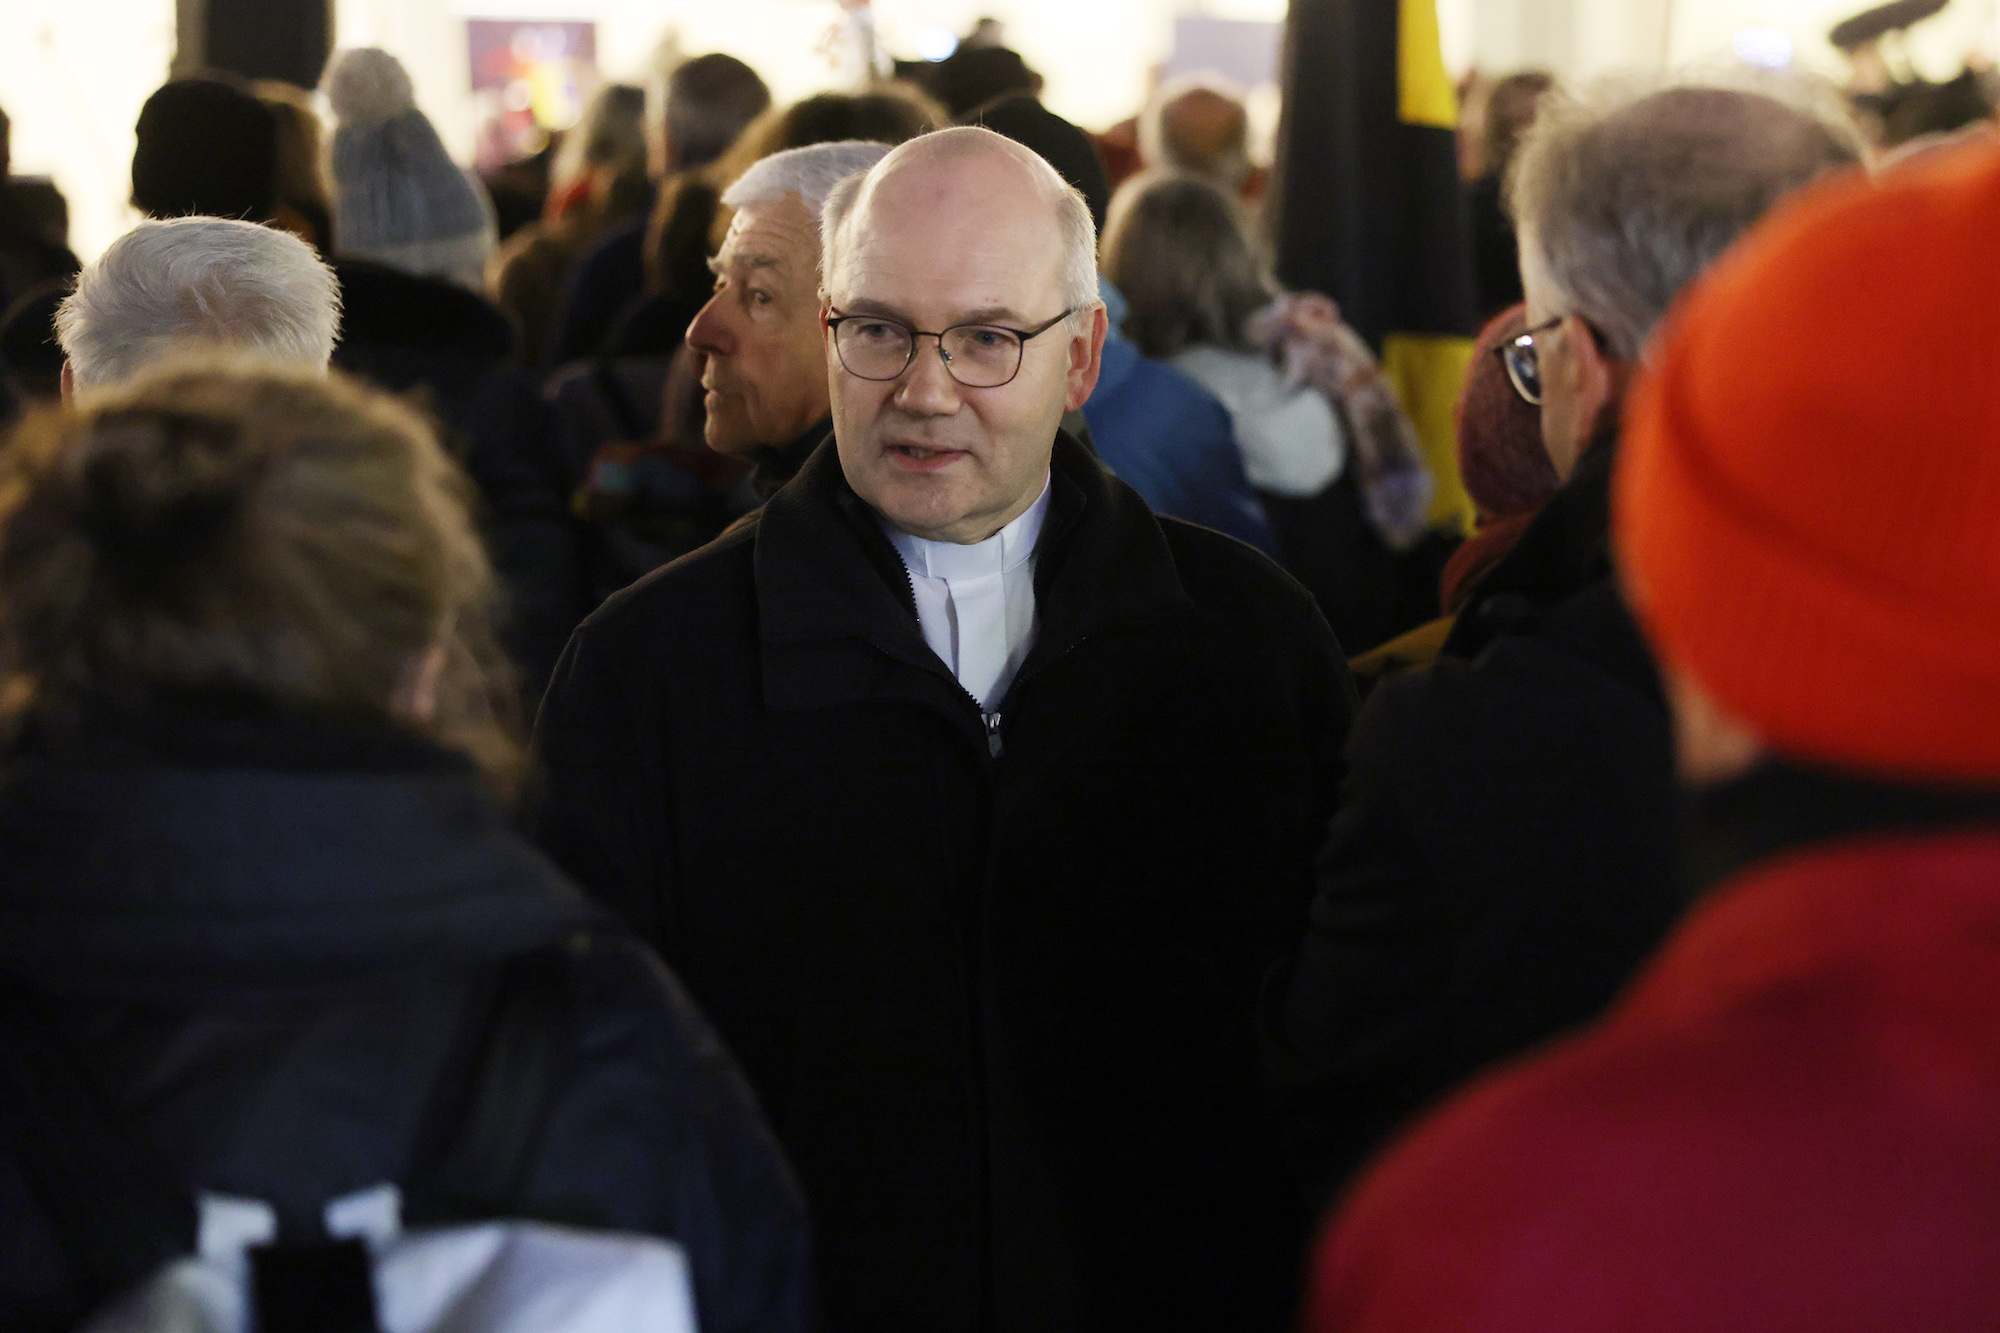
[395,641,450,726]
[1564,315,1630,445]
[60,362,74,404]
[1662,662,1766,786]
[1063,305,1109,412]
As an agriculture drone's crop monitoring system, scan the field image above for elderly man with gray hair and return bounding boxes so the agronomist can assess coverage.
[535,125,1357,1333]
[1266,80,1863,1208]
[56,216,340,396]
[684,139,890,494]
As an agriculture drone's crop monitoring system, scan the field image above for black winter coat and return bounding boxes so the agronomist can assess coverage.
[331,259,589,710]
[1264,436,1688,1207]
[0,706,813,1333]
[533,432,1356,1333]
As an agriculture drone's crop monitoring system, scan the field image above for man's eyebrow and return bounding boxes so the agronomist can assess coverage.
[834,298,1027,325]
[836,297,911,320]
[708,253,787,278]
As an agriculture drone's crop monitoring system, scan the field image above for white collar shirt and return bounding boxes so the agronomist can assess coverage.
[883,476,1052,714]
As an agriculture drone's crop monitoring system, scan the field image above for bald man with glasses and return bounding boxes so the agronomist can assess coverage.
[533,127,1356,1333]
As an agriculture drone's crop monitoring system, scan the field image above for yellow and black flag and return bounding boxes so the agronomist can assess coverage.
[1272,0,1477,532]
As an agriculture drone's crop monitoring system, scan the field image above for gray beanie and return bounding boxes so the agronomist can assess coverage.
[323,48,493,286]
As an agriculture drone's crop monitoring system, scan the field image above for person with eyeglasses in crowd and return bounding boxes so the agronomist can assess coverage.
[532,125,1357,1333]
[1311,129,2000,1333]
[1261,80,1862,1210]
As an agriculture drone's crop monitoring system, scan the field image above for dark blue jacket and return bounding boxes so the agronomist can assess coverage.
[0,704,814,1333]
[548,216,649,372]
[1082,338,1277,555]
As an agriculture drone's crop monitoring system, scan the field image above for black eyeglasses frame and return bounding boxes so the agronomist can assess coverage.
[1497,314,1564,406]
[1497,313,1613,407]
[825,306,1081,388]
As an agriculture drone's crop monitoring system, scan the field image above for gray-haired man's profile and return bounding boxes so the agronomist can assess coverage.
[685,139,890,495]
[1267,80,1864,1208]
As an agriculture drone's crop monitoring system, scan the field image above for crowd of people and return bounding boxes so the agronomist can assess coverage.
[3,21,2000,1333]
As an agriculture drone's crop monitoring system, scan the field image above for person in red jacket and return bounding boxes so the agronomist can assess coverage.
[1306,141,2000,1332]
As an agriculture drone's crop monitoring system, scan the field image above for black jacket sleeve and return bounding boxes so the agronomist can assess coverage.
[1261,673,1479,1210]
[531,617,676,950]
[460,369,592,712]
[534,618,814,1331]
[1263,624,1683,1212]
[529,935,816,1333]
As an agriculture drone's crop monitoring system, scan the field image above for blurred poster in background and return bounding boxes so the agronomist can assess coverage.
[1162,16,1281,87]
[468,19,598,171]
[1163,16,1284,162]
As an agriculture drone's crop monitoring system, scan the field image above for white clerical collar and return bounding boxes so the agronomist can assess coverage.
[884,475,1051,582]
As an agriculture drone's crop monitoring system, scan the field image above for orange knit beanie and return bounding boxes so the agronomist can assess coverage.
[1617,144,2000,782]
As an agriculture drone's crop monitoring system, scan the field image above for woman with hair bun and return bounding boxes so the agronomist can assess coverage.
[0,360,813,1333]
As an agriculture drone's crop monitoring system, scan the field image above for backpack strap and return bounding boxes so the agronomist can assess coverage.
[404,940,578,1222]
[0,992,196,1317]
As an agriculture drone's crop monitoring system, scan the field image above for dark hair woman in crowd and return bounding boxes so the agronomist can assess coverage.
[1103,172,1435,651]
[1103,174,1345,513]
[0,360,812,1333]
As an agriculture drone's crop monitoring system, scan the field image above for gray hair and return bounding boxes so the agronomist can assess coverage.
[722,140,894,225]
[1508,77,1863,361]
[821,126,1099,325]
[56,218,341,391]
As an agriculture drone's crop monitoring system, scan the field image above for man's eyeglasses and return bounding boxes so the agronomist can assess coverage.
[1497,314,1565,406]
[826,307,1080,389]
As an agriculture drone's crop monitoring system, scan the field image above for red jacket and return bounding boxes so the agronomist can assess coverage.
[1307,830,2000,1332]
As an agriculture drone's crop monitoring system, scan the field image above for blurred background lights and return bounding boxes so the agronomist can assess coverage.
[913,25,959,62]
[1733,26,1796,69]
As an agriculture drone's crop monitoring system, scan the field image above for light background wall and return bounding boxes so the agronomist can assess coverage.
[1442,0,1999,81]
[0,0,179,262]
[6,0,1999,261]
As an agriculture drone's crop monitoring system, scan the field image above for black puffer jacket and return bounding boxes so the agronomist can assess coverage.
[0,704,813,1333]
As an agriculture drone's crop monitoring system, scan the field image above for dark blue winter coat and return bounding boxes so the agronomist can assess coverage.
[1082,338,1277,555]
[0,702,814,1333]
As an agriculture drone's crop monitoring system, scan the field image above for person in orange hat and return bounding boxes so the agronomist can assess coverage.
[1303,141,2000,1332]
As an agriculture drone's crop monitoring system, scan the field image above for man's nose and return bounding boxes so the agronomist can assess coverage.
[892,336,963,416]
[685,293,734,357]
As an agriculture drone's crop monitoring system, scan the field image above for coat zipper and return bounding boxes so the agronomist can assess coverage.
[902,562,1006,760]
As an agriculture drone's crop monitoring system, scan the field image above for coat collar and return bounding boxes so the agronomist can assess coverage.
[0,729,597,999]
[1614,761,2000,1032]
[752,427,1195,715]
[749,416,834,500]
[1441,430,1663,706]
[1624,821,2000,1035]
[1682,760,2000,901]
[1444,428,1617,659]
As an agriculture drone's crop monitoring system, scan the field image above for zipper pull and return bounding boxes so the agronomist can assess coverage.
[984,712,1003,758]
